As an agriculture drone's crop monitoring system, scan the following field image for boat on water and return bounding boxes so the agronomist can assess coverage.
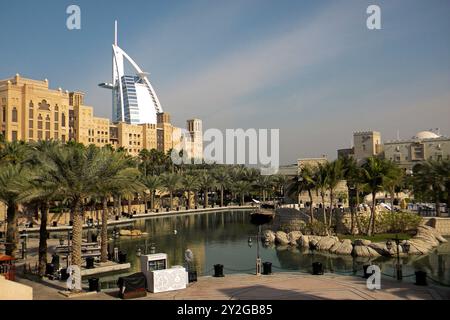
[251,200,276,225]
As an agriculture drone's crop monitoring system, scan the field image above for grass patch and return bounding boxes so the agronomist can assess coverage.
[337,233,411,243]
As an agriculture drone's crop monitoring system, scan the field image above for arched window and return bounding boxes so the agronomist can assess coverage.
[45,115,51,130]
[12,107,18,122]
[38,114,43,130]
[38,100,50,111]
[29,101,34,119]
[61,113,66,127]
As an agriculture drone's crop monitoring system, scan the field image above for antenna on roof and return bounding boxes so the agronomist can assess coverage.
[114,20,118,46]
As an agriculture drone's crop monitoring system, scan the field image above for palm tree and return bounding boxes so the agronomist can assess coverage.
[0,164,31,257]
[325,159,343,229]
[413,160,447,217]
[42,143,100,268]
[161,173,181,211]
[314,163,329,227]
[233,180,252,205]
[384,161,404,212]
[360,157,393,236]
[181,174,199,209]
[94,147,143,262]
[286,165,316,222]
[198,172,216,208]
[341,155,363,234]
[142,175,161,211]
[214,168,230,207]
[21,140,62,276]
[255,175,273,202]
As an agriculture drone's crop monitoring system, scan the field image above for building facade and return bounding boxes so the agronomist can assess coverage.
[0,74,203,160]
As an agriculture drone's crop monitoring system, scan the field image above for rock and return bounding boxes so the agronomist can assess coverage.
[317,236,338,251]
[335,241,353,255]
[119,229,131,236]
[329,241,342,254]
[287,231,302,245]
[275,231,290,245]
[130,230,142,236]
[352,245,380,257]
[368,242,389,256]
[298,235,309,248]
[264,230,276,243]
[353,239,371,246]
[309,238,319,249]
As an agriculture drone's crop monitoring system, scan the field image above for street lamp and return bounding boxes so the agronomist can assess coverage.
[386,235,410,280]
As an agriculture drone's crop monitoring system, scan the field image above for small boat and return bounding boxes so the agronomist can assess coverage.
[250,201,276,225]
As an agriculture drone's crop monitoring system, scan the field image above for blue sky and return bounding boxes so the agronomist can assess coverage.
[1,0,449,164]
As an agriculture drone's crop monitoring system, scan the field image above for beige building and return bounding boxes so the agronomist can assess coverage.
[384,131,450,170]
[338,130,449,171]
[0,75,203,160]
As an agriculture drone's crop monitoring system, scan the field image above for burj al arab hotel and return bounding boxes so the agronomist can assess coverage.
[99,21,163,125]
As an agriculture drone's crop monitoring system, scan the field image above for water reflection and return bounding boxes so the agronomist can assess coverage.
[100,210,450,286]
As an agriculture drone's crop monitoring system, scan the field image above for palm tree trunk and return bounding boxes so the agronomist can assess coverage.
[151,191,155,211]
[71,199,83,268]
[205,189,209,208]
[321,194,326,225]
[367,192,376,236]
[100,197,108,263]
[170,191,173,211]
[435,193,441,217]
[241,193,244,205]
[350,205,355,235]
[328,190,334,229]
[5,201,18,257]
[390,188,395,213]
[307,189,314,223]
[220,187,224,207]
[143,193,148,212]
[128,198,132,214]
[38,202,49,277]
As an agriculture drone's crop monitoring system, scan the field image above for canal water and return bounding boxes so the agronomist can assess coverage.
[96,210,450,289]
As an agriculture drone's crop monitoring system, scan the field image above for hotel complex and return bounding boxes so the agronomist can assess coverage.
[0,22,203,159]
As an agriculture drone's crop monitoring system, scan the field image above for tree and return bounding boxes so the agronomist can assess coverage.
[161,173,181,211]
[142,175,161,211]
[325,159,343,229]
[314,163,329,229]
[181,174,199,209]
[341,155,363,234]
[214,168,230,207]
[361,157,393,236]
[198,172,216,208]
[287,165,316,223]
[233,180,252,205]
[0,164,31,257]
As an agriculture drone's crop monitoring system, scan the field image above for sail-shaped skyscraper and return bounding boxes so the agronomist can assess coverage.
[99,21,163,124]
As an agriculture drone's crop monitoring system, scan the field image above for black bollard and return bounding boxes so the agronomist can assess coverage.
[88,277,100,292]
[262,262,272,275]
[415,271,427,286]
[312,262,323,275]
[214,264,224,277]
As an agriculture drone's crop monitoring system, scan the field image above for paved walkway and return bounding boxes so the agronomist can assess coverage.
[15,273,450,300]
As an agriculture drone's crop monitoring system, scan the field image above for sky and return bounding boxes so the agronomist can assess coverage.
[0,0,449,165]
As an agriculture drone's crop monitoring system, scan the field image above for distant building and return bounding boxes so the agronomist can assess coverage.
[338,129,449,171]
[0,74,203,160]
[384,131,450,170]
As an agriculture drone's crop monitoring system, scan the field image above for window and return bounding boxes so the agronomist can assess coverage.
[2,107,5,122]
[61,113,66,127]
[12,131,18,141]
[54,132,58,140]
[38,131,43,140]
[29,101,34,118]
[38,114,43,129]
[55,123,58,130]
[362,144,366,151]
[38,100,50,111]
[29,120,33,129]
[29,130,33,138]
[45,131,50,140]
[61,135,66,143]
[45,115,51,130]
[12,107,18,122]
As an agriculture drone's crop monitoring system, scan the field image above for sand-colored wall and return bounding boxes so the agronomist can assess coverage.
[0,275,33,300]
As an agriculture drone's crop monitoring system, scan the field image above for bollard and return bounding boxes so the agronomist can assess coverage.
[52,221,58,227]
[312,262,323,275]
[262,262,272,275]
[88,277,100,292]
[214,264,224,277]
[415,271,427,286]
[86,257,95,269]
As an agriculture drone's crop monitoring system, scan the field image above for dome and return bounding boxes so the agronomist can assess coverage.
[412,131,440,140]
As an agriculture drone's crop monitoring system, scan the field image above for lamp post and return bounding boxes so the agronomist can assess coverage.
[247,225,262,275]
[386,235,410,280]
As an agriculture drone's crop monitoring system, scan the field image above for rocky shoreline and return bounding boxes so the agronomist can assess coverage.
[263,225,448,258]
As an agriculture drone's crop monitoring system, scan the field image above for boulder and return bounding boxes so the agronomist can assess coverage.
[335,241,353,255]
[298,235,309,248]
[317,236,338,251]
[368,242,389,256]
[352,245,380,257]
[353,239,371,246]
[287,231,302,245]
[130,230,142,236]
[119,229,131,236]
[264,230,276,243]
[275,231,290,245]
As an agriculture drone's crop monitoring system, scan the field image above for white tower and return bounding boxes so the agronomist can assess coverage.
[99,20,163,124]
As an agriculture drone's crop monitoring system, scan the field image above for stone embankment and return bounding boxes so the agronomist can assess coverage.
[264,225,447,258]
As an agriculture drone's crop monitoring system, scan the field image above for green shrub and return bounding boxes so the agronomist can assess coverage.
[378,211,421,233]
[302,220,328,236]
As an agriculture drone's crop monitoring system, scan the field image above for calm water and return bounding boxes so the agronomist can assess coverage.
[96,210,450,288]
